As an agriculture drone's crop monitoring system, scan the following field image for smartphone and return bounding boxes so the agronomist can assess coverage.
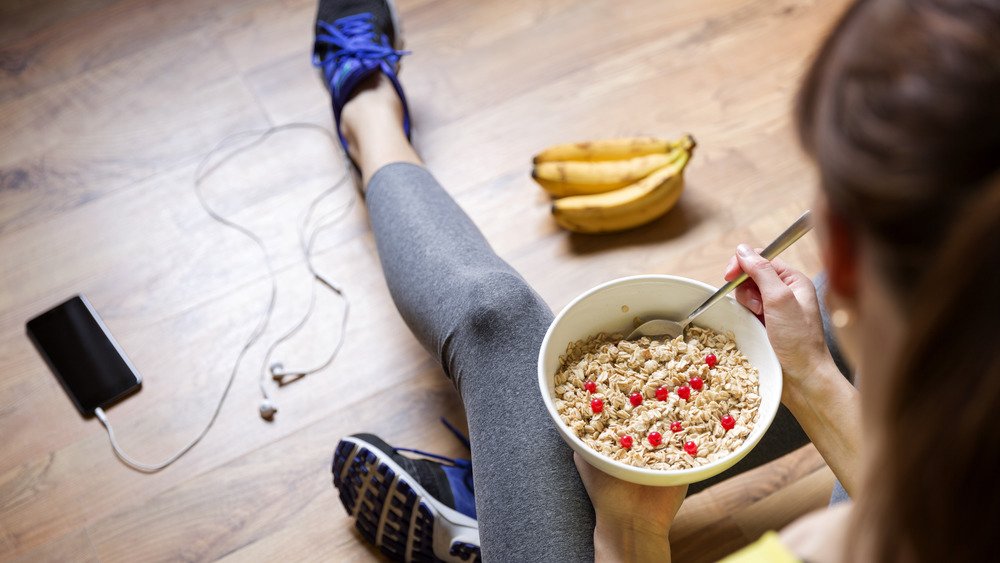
[26,295,142,417]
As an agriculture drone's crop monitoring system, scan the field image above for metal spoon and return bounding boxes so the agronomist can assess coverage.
[626,210,813,340]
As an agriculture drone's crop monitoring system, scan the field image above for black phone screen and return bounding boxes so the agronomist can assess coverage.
[26,295,141,416]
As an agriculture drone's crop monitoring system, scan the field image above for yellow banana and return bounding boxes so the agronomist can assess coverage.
[533,136,682,164]
[532,152,682,198]
[551,148,692,234]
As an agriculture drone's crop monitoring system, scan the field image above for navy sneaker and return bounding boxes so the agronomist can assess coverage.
[332,432,481,562]
[312,0,412,153]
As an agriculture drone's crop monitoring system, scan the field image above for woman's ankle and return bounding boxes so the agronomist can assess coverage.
[341,74,406,148]
[339,73,421,186]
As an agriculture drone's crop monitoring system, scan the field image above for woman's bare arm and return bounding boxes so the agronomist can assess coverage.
[727,245,862,494]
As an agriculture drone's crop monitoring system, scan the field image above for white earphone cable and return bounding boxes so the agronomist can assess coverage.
[259,180,356,394]
[96,123,354,472]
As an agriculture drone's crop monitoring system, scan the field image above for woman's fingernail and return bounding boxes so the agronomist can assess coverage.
[748,298,763,315]
[737,244,752,257]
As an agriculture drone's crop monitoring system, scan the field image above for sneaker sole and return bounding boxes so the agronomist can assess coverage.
[333,437,481,562]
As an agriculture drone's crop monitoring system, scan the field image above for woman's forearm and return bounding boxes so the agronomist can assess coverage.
[782,358,863,494]
[594,517,671,563]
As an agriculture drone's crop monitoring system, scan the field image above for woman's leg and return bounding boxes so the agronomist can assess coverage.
[343,75,596,562]
[341,72,854,553]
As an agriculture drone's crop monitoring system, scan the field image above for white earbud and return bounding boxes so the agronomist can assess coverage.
[270,362,305,381]
[259,399,278,420]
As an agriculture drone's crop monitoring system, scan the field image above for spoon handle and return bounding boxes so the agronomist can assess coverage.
[682,210,813,327]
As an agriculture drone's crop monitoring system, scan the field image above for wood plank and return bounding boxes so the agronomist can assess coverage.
[733,464,835,540]
[0,0,119,48]
[85,371,467,562]
[8,529,99,563]
[672,445,826,541]
[670,445,829,563]
[0,132,359,331]
[0,0,285,104]
[0,31,268,237]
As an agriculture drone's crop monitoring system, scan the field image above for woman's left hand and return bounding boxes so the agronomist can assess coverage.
[574,453,687,562]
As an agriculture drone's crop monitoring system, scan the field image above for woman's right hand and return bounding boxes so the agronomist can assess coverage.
[724,244,837,393]
[725,244,862,493]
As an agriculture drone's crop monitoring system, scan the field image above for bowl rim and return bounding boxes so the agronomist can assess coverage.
[537,274,782,479]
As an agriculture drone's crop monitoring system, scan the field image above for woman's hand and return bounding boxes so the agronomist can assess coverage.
[724,244,836,392]
[725,244,863,494]
[574,453,685,562]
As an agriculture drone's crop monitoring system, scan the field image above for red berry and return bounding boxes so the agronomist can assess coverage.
[590,398,604,414]
[684,441,698,456]
[620,435,634,449]
[689,376,704,391]
[676,385,691,400]
[655,386,669,401]
[705,353,718,368]
[670,421,683,433]
[721,414,736,430]
[648,432,663,447]
[584,380,597,393]
[629,392,643,407]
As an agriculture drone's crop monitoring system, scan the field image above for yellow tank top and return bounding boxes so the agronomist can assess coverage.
[717,531,800,563]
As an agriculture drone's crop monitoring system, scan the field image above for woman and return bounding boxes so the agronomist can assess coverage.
[317,0,1000,560]
[580,0,1000,560]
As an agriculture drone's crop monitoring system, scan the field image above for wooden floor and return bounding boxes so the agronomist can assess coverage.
[0,0,849,560]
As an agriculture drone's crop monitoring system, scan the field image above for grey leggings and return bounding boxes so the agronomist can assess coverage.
[367,162,840,561]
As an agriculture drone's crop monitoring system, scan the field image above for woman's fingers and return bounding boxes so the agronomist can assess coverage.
[769,257,803,282]
[724,255,740,281]
[767,257,818,297]
[724,247,764,281]
[769,257,792,274]
[735,283,763,315]
[735,244,793,305]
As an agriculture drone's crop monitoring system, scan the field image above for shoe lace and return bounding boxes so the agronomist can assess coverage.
[394,447,472,469]
[313,14,409,72]
[439,416,472,450]
[393,417,473,469]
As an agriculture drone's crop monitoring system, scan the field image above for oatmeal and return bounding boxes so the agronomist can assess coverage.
[553,327,760,470]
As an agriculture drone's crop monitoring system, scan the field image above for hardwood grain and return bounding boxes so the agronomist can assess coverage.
[0,0,850,560]
[9,529,99,563]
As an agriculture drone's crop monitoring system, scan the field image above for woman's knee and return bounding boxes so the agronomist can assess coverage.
[457,271,550,339]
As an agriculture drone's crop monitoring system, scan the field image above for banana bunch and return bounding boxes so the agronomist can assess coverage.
[531,134,696,233]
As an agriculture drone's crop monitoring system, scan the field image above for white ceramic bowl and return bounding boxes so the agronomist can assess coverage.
[538,275,782,486]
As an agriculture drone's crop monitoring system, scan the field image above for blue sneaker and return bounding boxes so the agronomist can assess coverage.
[312,0,411,154]
[332,432,481,562]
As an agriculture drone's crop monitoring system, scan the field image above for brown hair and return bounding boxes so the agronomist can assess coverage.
[795,0,1000,560]
[797,0,1000,302]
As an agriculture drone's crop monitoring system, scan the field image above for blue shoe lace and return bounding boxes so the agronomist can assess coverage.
[312,14,409,85]
[395,417,472,469]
